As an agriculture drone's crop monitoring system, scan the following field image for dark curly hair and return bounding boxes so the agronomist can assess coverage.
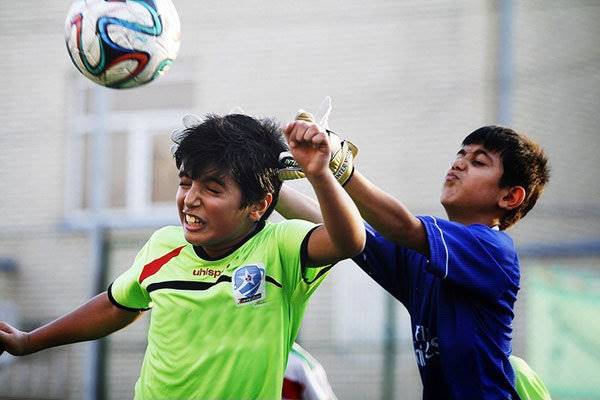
[172,114,287,220]
[463,126,550,230]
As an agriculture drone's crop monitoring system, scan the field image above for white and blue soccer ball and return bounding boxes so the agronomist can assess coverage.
[64,0,181,89]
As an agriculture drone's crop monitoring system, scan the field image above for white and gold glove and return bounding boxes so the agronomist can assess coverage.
[277,96,358,186]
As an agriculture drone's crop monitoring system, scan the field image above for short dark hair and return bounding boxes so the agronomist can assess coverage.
[173,114,286,220]
[463,126,550,230]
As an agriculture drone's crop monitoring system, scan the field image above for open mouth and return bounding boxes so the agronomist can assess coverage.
[185,214,206,229]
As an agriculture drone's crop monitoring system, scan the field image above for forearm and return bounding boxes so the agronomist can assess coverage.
[26,292,140,354]
[307,171,365,256]
[276,185,323,223]
[344,171,427,253]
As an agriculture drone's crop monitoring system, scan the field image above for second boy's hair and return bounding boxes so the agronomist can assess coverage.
[173,114,287,220]
[463,126,550,230]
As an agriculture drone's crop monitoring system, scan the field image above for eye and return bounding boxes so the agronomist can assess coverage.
[206,187,221,194]
[472,160,485,166]
[179,178,191,187]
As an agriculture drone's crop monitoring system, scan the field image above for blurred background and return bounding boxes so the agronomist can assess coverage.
[1,0,599,399]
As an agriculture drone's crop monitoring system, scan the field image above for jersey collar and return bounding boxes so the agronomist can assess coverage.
[193,220,266,261]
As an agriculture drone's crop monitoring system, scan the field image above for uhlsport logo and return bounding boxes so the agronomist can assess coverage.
[232,264,265,306]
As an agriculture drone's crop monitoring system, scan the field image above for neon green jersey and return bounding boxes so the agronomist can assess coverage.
[510,355,552,400]
[109,220,331,400]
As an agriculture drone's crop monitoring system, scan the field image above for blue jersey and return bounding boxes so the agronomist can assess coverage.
[354,216,521,400]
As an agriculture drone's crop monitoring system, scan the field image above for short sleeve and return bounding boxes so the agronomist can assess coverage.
[417,215,520,301]
[352,222,410,304]
[108,234,155,311]
[276,219,332,298]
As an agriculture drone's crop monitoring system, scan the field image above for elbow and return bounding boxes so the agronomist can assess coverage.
[339,228,366,258]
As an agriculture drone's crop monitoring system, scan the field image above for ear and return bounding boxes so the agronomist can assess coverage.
[499,186,526,211]
[248,193,273,222]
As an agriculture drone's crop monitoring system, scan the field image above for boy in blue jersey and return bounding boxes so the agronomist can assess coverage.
[278,118,550,399]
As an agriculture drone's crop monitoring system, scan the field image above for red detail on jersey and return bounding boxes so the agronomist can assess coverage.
[282,378,303,400]
[139,246,185,283]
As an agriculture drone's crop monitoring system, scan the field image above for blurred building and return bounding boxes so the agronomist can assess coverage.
[0,1,599,399]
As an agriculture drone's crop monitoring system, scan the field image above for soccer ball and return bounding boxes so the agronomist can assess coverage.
[64,0,181,89]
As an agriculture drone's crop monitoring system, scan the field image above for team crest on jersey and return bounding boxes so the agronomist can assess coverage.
[232,264,266,306]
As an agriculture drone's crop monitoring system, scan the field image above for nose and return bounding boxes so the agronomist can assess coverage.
[451,157,466,171]
[184,182,202,208]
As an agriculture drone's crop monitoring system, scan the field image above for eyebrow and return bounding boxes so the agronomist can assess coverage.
[457,148,493,161]
[201,175,226,187]
[178,169,226,186]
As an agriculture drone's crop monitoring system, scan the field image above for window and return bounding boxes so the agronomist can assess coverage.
[64,59,195,228]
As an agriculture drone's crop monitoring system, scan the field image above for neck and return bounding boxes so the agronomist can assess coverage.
[445,208,501,228]
[196,221,262,260]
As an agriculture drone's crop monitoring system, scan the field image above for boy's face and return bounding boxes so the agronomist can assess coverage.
[440,144,506,219]
[176,169,257,256]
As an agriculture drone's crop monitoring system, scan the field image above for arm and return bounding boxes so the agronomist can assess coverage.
[277,122,427,255]
[276,185,323,224]
[343,171,428,255]
[277,171,428,256]
[284,121,365,266]
[0,292,141,356]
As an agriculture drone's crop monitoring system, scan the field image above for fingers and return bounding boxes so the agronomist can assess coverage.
[0,321,15,334]
[283,121,328,148]
[0,322,26,356]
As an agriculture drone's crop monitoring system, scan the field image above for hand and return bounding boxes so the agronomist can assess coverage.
[277,98,358,185]
[283,120,332,178]
[0,321,31,356]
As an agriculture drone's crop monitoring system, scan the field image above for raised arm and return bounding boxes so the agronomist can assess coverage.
[283,121,365,266]
[0,292,141,357]
[276,146,428,255]
[343,171,428,255]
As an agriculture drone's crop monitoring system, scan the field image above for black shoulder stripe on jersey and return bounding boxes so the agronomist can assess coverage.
[107,283,151,312]
[299,225,334,283]
[300,225,320,268]
[147,274,283,293]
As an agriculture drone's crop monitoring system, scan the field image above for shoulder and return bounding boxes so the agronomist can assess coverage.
[147,225,188,249]
[151,225,185,240]
[419,216,515,252]
[419,217,518,266]
[269,219,319,241]
[469,225,517,260]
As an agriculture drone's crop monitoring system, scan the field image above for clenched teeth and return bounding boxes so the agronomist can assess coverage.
[186,214,201,224]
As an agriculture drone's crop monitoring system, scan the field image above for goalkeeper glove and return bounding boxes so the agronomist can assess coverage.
[277,97,358,186]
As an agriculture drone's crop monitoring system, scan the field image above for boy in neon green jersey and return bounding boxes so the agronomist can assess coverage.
[0,114,365,399]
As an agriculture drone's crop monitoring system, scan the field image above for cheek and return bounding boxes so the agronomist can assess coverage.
[175,189,185,207]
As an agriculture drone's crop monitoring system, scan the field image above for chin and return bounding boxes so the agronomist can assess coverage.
[440,197,457,215]
[183,232,204,246]
[440,195,451,208]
